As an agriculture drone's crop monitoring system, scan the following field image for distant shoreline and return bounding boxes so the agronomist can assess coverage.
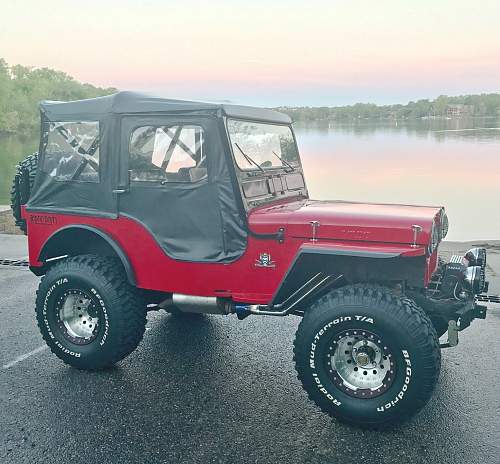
[276,95,500,123]
[1,57,499,133]
[287,116,500,125]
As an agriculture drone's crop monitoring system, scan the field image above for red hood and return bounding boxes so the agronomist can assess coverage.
[249,199,443,245]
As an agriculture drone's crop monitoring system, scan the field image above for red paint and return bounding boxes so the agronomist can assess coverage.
[22,197,441,304]
[251,199,441,245]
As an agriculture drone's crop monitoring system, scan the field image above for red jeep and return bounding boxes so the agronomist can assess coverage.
[11,92,489,428]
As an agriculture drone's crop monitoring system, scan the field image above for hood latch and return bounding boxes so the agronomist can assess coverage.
[310,221,320,242]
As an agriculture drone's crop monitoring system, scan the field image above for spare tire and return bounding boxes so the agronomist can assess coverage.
[10,152,38,234]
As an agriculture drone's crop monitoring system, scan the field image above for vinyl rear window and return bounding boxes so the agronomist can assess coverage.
[43,121,100,183]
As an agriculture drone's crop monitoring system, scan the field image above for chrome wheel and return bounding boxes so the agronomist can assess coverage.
[327,330,396,398]
[57,290,100,345]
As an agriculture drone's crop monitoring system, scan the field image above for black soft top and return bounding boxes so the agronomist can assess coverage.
[39,91,292,124]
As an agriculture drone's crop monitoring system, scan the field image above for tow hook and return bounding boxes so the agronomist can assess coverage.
[439,297,495,348]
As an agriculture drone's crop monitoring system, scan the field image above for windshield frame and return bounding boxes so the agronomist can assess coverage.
[226,118,302,173]
[223,116,308,211]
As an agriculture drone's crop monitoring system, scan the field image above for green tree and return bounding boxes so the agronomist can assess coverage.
[0,59,116,135]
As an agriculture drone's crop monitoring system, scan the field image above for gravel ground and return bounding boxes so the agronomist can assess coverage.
[1,236,499,464]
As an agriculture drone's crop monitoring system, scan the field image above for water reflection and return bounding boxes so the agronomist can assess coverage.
[296,116,499,137]
[0,134,38,205]
[1,118,499,241]
[295,118,500,241]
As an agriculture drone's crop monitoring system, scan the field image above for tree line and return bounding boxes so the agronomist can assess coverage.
[277,94,500,122]
[0,59,115,135]
[1,58,499,134]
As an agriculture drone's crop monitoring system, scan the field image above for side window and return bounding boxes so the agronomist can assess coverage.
[129,125,207,183]
[43,121,100,182]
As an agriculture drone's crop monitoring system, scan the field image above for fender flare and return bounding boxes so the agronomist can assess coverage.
[37,224,136,286]
[271,245,426,305]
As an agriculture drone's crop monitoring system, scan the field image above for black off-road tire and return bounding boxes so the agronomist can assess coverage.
[294,284,441,429]
[406,291,449,338]
[35,255,146,370]
[10,152,38,234]
[427,316,448,338]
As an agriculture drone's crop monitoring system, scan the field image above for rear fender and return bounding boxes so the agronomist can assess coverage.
[35,225,136,285]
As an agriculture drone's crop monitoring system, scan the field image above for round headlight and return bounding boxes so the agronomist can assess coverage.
[463,265,485,294]
[464,247,486,268]
[429,221,440,254]
[440,211,449,239]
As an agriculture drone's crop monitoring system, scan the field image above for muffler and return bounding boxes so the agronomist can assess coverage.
[159,294,232,315]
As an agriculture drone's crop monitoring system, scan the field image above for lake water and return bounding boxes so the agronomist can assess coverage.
[1,118,499,241]
[0,134,38,205]
[295,119,500,241]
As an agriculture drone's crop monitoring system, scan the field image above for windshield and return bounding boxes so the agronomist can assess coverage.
[227,119,300,171]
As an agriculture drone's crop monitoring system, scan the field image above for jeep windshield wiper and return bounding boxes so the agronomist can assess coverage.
[272,151,295,172]
[234,143,264,172]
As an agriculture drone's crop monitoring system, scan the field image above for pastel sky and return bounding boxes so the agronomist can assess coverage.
[1,0,499,106]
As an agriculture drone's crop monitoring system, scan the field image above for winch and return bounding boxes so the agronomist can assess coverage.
[435,247,488,300]
[419,247,498,348]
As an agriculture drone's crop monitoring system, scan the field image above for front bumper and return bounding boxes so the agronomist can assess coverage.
[425,247,496,347]
[457,298,487,330]
[439,299,487,348]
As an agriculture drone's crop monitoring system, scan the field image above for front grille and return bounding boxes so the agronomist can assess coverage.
[449,255,464,264]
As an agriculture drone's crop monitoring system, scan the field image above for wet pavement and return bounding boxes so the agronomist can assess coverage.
[1,235,499,464]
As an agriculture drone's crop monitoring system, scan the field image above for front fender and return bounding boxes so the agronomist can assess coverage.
[271,242,429,305]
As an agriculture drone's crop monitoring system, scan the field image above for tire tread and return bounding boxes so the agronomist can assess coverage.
[293,284,441,429]
[10,152,38,234]
[35,254,146,369]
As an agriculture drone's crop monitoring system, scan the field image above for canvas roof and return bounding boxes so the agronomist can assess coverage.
[40,91,292,124]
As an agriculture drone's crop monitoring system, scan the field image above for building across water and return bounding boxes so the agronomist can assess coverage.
[447,104,474,118]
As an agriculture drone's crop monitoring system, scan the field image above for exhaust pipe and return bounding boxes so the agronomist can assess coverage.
[158,273,344,318]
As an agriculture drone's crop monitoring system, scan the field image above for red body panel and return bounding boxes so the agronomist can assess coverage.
[23,198,440,304]
[251,199,441,245]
